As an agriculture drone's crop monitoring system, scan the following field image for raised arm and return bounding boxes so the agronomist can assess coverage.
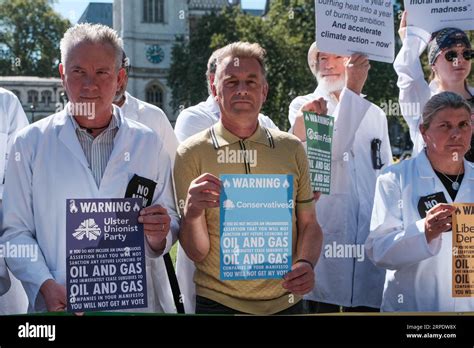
[393,11,432,154]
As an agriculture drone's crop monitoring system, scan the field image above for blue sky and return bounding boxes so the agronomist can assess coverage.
[53,0,267,23]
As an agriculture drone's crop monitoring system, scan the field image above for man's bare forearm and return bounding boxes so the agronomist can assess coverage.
[296,219,323,266]
[179,213,210,262]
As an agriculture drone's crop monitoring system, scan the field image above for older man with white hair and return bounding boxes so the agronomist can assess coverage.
[289,42,392,313]
[1,23,179,313]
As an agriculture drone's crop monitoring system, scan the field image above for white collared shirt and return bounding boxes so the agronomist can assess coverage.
[0,88,29,198]
[174,96,279,142]
[70,108,120,187]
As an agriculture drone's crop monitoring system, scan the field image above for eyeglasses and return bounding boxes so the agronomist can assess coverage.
[444,49,474,62]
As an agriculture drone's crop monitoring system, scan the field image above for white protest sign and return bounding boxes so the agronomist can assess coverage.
[315,0,395,63]
[404,0,474,33]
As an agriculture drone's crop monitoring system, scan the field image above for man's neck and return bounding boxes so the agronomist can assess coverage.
[221,116,258,139]
[74,113,113,138]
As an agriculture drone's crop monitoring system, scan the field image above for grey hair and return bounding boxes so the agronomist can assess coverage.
[213,42,267,88]
[60,23,123,71]
[206,47,225,96]
[422,91,472,129]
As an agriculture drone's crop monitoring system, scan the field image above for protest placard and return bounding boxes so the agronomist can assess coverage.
[315,0,395,63]
[219,174,293,280]
[452,203,474,297]
[66,198,147,312]
[404,0,473,33]
[303,111,334,194]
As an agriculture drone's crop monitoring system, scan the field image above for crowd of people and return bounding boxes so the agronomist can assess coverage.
[0,14,472,315]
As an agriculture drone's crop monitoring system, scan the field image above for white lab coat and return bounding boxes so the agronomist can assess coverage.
[0,88,29,314]
[394,26,474,156]
[174,96,278,142]
[0,200,29,315]
[174,95,279,313]
[0,88,29,198]
[1,106,179,313]
[119,92,179,313]
[289,87,392,308]
[366,151,474,312]
[120,92,179,163]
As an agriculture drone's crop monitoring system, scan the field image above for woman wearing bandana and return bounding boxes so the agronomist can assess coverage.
[394,11,473,161]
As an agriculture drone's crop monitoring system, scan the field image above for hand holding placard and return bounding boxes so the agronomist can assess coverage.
[345,54,370,95]
[424,203,456,244]
[293,98,328,142]
[138,204,171,252]
[184,173,221,219]
[40,279,67,312]
[180,173,221,262]
[282,261,315,295]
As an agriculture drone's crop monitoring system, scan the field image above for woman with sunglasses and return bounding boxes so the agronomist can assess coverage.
[395,11,473,161]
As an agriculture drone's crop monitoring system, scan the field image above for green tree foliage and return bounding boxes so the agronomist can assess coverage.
[0,0,70,77]
[251,0,317,131]
[168,8,240,113]
[169,1,316,130]
[168,0,435,140]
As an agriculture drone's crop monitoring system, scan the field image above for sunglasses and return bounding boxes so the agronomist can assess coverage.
[444,49,474,62]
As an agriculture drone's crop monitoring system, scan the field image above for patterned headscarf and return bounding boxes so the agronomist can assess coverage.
[428,28,471,65]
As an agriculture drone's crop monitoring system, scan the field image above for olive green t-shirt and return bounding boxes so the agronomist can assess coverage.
[174,121,314,315]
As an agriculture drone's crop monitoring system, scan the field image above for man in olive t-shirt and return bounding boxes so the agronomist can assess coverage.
[174,42,323,315]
